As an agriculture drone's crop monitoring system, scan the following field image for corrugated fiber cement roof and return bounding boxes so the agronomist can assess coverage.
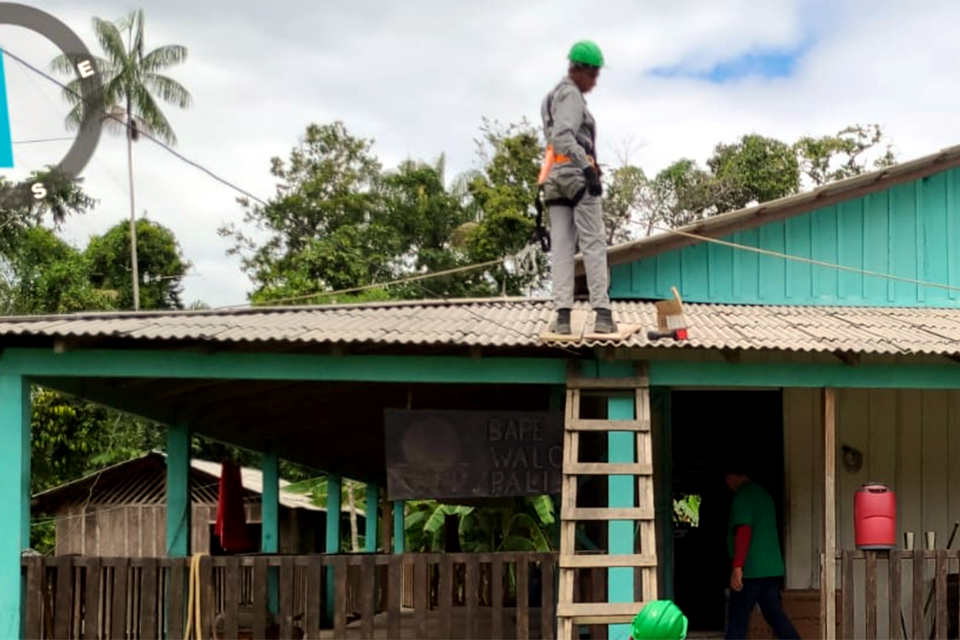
[0,297,958,356]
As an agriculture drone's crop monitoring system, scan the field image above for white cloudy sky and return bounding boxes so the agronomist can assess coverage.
[0,0,957,308]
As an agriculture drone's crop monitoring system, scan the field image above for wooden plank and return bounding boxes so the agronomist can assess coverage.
[140,558,159,640]
[279,557,295,640]
[559,554,657,568]
[387,557,402,640]
[561,507,654,521]
[841,550,854,640]
[889,551,902,640]
[466,554,479,640]
[936,549,948,640]
[251,557,268,640]
[439,554,453,640]
[361,556,376,639]
[567,419,649,432]
[541,558,555,640]
[83,558,102,640]
[305,556,322,640]
[110,559,128,640]
[563,462,653,475]
[556,601,648,622]
[492,555,504,640]
[865,551,877,640]
[823,387,837,640]
[167,562,185,640]
[200,556,215,640]
[413,555,427,640]
[24,558,43,640]
[224,559,240,640]
[334,557,349,639]
[516,555,529,640]
[566,376,647,390]
[54,557,73,640]
[913,550,925,639]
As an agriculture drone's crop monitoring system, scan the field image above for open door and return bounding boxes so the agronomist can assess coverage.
[668,390,785,634]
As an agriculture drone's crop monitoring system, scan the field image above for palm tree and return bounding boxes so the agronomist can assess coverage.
[51,9,191,311]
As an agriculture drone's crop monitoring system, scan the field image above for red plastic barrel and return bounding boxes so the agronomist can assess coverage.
[854,483,897,550]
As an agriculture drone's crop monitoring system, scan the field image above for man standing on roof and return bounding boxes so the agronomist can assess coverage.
[540,40,616,335]
[724,462,800,640]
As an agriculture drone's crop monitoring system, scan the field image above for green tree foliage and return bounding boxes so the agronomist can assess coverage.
[794,123,897,186]
[51,8,191,145]
[222,120,547,305]
[85,218,191,310]
[614,123,897,233]
[0,227,113,314]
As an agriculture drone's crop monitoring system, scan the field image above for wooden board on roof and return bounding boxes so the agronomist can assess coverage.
[539,309,642,343]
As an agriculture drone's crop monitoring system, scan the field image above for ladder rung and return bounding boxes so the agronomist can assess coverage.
[568,419,649,432]
[557,601,649,623]
[562,507,655,521]
[567,377,647,390]
[560,554,657,569]
[564,463,653,476]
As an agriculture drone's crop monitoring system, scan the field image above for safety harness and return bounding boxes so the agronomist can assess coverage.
[532,86,596,253]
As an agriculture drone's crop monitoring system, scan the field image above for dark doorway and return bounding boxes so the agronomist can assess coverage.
[668,390,785,633]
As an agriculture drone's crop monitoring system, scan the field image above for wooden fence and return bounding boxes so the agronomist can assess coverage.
[21,552,569,640]
[839,549,960,640]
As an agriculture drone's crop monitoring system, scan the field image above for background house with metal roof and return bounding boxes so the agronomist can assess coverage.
[8,144,960,639]
[31,451,364,558]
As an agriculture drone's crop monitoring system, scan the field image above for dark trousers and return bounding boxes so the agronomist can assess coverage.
[726,577,801,639]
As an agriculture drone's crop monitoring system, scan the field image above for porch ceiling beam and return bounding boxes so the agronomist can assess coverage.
[32,376,180,425]
[0,348,568,385]
[649,360,960,389]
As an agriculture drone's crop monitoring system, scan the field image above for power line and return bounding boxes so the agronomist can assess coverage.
[649,223,960,296]
[0,47,269,206]
[12,136,75,145]
[216,258,506,309]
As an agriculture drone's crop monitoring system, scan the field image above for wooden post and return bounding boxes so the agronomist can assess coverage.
[365,484,378,553]
[165,422,191,557]
[325,474,342,623]
[262,447,280,617]
[823,388,837,640]
[0,375,29,640]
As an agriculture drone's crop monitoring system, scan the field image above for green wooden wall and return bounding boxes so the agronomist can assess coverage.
[611,167,960,307]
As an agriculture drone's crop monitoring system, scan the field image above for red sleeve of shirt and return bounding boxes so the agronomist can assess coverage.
[732,525,752,568]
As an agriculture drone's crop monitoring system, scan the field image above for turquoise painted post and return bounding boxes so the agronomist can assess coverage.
[165,422,190,640]
[365,485,378,553]
[393,502,405,553]
[324,474,342,623]
[165,423,191,556]
[261,449,280,616]
[0,375,29,639]
[0,51,14,168]
[600,362,637,639]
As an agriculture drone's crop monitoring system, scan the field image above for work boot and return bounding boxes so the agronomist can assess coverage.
[594,308,617,334]
[554,308,572,335]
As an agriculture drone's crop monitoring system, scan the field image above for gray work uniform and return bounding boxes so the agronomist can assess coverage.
[540,76,611,311]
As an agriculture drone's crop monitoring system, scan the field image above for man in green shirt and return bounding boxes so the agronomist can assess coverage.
[724,463,799,639]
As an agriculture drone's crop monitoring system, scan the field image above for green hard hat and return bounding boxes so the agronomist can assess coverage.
[568,40,605,68]
[631,600,688,640]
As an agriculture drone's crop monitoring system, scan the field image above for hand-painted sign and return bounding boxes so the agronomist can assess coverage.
[0,3,104,206]
[384,409,563,501]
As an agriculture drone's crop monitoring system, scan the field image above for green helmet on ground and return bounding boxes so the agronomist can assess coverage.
[631,600,688,640]
[568,40,605,68]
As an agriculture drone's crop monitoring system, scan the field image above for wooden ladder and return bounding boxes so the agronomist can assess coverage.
[556,363,658,639]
